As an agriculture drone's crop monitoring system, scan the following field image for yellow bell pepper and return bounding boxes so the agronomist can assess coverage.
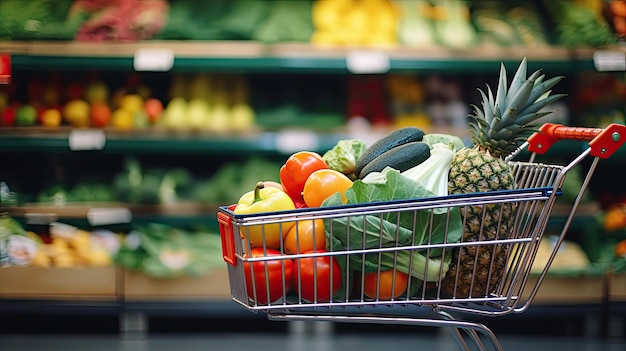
[234,182,296,249]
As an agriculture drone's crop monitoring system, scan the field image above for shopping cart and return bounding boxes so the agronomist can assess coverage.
[217,123,626,351]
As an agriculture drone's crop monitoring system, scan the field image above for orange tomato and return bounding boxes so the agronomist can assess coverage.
[363,269,409,300]
[283,219,326,254]
[302,169,353,208]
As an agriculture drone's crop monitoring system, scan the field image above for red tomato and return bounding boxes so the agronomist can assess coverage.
[243,248,293,304]
[302,169,353,208]
[279,151,328,206]
[293,251,342,302]
[363,269,409,300]
[90,103,111,128]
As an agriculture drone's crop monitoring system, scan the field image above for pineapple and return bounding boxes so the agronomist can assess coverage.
[441,58,565,298]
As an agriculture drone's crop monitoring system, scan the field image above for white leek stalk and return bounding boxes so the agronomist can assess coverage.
[401,142,455,196]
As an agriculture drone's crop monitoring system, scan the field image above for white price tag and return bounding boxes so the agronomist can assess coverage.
[133,48,175,72]
[68,129,106,151]
[87,208,132,226]
[346,51,390,74]
[275,130,320,154]
[24,213,58,225]
[593,50,626,72]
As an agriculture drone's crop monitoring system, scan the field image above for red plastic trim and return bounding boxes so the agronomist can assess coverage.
[218,209,237,267]
[588,123,626,159]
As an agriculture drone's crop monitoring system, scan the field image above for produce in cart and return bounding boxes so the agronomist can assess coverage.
[441,58,565,298]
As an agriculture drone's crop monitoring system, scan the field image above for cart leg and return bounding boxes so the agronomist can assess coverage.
[119,311,147,339]
[288,320,334,336]
[436,310,503,351]
[269,311,503,351]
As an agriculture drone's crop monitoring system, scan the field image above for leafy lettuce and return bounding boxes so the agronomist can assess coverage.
[321,169,463,288]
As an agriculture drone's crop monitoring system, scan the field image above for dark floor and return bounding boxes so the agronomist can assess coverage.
[1,331,626,351]
[0,313,625,351]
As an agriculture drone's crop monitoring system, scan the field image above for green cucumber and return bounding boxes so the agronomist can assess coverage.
[355,126,425,177]
[358,141,430,179]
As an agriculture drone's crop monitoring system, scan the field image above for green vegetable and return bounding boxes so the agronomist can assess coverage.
[0,0,85,40]
[0,182,18,206]
[322,139,367,180]
[113,223,224,278]
[322,170,463,286]
[434,0,478,48]
[544,0,616,48]
[251,0,314,43]
[422,133,466,152]
[0,214,26,238]
[358,141,430,179]
[355,126,425,177]
[397,0,436,47]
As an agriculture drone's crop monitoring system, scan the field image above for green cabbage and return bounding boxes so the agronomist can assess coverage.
[322,139,367,180]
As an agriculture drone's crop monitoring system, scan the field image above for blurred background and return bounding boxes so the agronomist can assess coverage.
[0,0,626,348]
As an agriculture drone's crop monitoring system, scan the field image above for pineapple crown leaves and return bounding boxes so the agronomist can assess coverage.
[468,57,566,157]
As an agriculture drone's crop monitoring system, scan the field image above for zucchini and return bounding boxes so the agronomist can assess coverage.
[358,141,431,179]
[355,126,425,177]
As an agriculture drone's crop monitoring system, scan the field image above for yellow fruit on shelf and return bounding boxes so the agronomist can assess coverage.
[162,97,188,129]
[54,254,75,268]
[111,108,134,130]
[209,103,231,132]
[41,109,62,128]
[31,251,51,267]
[63,100,90,127]
[230,103,255,131]
[187,98,211,130]
[119,94,144,114]
[86,249,111,267]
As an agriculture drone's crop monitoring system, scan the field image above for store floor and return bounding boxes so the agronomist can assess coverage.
[1,332,626,351]
[1,312,625,351]
[1,318,626,351]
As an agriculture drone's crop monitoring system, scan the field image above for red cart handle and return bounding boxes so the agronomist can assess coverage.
[528,123,626,159]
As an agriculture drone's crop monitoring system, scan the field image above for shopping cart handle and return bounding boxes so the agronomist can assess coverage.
[527,123,626,158]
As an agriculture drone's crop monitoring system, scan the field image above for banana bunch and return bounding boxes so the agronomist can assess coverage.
[311,0,399,47]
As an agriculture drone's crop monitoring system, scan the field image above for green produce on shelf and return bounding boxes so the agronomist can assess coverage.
[396,0,437,47]
[505,5,550,47]
[251,0,314,43]
[544,0,616,48]
[37,182,116,204]
[432,0,478,48]
[113,222,224,278]
[156,0,270,40]
[193,157,282,205]
[472,6,523,47]
[0,0,84,40]
[113,157,193,205]
[0,214,38,268]
[0,181,19,206]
